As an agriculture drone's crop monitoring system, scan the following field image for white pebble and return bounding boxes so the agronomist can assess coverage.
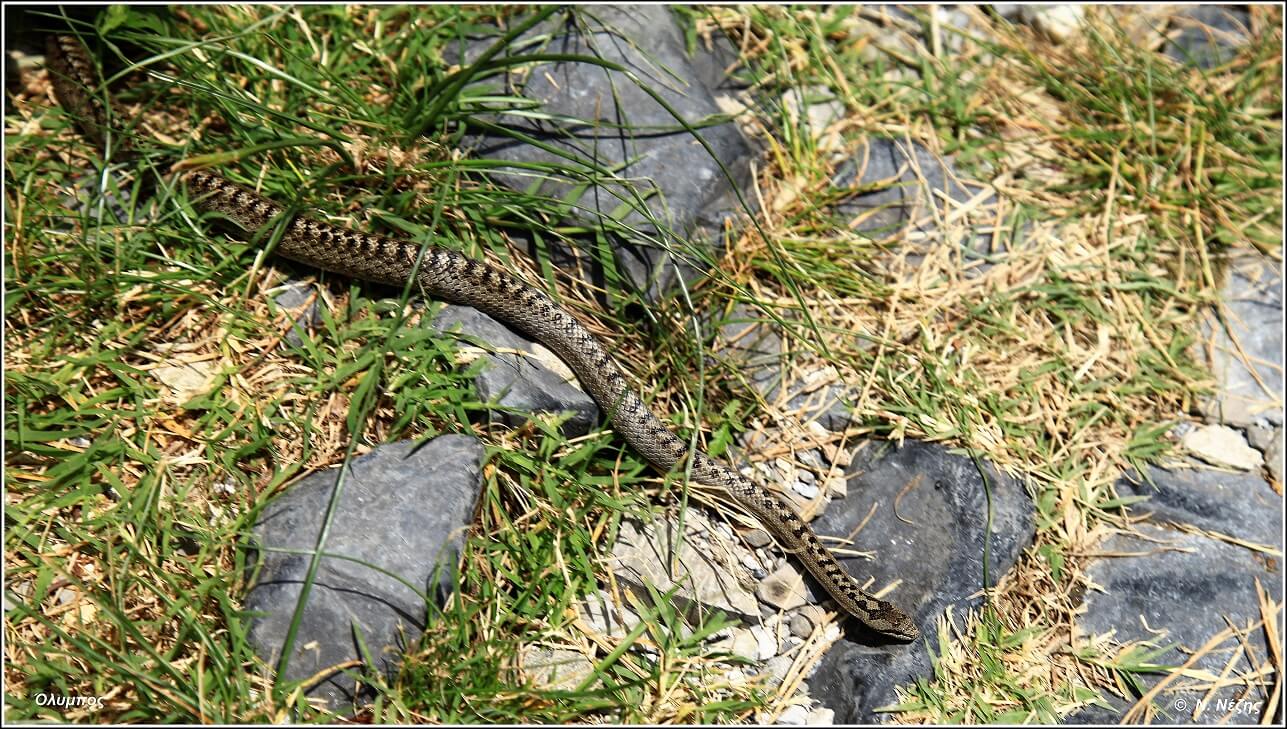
[806,707,835,725]
[791,480,820,499]
[777,704,809,725]
[751,625,778,661]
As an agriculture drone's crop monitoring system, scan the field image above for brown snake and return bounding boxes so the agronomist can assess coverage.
[46,33,919,641]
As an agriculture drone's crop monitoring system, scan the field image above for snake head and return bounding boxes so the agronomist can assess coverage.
[880,609,921,642]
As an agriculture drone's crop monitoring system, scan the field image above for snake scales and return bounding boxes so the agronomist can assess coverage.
[46,33,918,641]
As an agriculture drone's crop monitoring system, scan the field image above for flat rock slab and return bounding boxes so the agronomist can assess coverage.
[611,510,761,623]
[521,645,597,692]
[461,5,757,298]
[831,137,998,274]
[1116,464,1283,549]
[1181,423,1264,471]
[1067,523,1279,724]
[1202,252,1283,428]
[431,304,599,437]
[716,303,854,431]
[808,439,1035,723]
[244,436,484,710]
[1163,5,1251,69]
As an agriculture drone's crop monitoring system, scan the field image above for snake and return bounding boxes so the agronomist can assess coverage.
[45,32,919,641]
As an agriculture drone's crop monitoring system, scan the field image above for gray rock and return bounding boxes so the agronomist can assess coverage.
[847,6,973,54]
[1245,423,1275,451]
[611,511,761,622]
[743,528,773,549]
[521,646,596,691]
[831,137,999,274]
[716,304,855,431]
[244,436,485,709]
[805,707,836,725]
[807,439,1035,723]
[990,4,1027,21]
[460,5,757,299]
[780,85,846,149]
[576,590,641,641]
[716,311,786,399]
[757,563,813,612]
[727,627,761,661]
[791,476,820,500]
[788,611,817,640]
[1117,465,1283,548]
[1162,6,1250,69]
[740,550,769,580]
[751,624,780,661]
[932,6,976,39]
[1067,524,1279,724]
[764,654,795,688]
[272,279,325,348]
[431,304,599,436]
[1181,423,1263,471]
[1202,252,1283,427]
[776,703,809,725]
[1265,429,1284,487]
[59,169,137,225]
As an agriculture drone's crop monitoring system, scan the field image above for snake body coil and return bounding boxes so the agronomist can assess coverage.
[47,33,918,641]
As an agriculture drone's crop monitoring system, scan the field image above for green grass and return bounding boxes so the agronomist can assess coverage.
[5,4,1281,724]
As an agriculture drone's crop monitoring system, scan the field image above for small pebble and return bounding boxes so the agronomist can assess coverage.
[777,704,808,725]
[791,480,820,500]
[706,626,735,653]
[764,655,794,687]
[789,612,815,639]
[805,707,835,725]
[799,449,824,468]
[757,564,811,611]
[826,474,847,498]
[1265,432,1283,486]
[1246,423,1275,451]
[822,623,841,643]
[751,625,778,661]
